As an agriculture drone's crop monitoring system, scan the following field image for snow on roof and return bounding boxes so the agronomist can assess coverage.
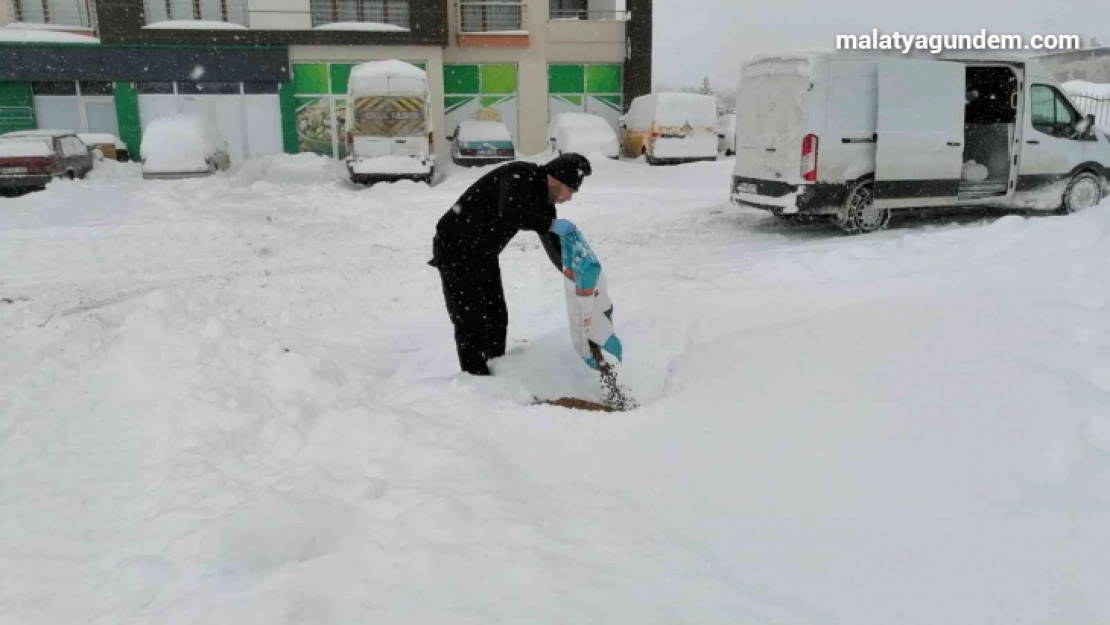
[313,21,410,32]
[77,133,124,147]
[4,22,95,32]
[142,20,248,30]
[0,139,54,157]
[141,114,221,158]
[4,129,75,138]
[457,121,512,143]
[551,113,613,130]
[0,27,99,44]
[349,59,427,81]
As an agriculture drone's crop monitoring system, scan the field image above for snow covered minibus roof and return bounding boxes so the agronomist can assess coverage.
[347,60,428,96]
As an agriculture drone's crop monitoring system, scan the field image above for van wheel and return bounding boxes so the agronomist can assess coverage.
[832,181,890,235]
[1058,172,1102,215]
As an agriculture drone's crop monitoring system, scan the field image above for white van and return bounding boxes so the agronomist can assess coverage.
[619,92,719,164]
[344,60,435,185]
[731,52,1110,233]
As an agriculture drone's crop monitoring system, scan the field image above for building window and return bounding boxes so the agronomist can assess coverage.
[549,0,585,19]
[136,82,176,95]
[460,0,523,33]
[310,0,411,28]
[79,82,115,96]
[177,81,242,95]
[143,0,248,26]
[32,82,79,96]
[14,0,97,29]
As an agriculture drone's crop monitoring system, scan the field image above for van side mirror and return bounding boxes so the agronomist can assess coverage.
[1075,114,1096,138]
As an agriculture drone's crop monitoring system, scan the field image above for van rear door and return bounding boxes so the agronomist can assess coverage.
[350,74,428,159]
[734,57,811,182]
[874,60,965,209]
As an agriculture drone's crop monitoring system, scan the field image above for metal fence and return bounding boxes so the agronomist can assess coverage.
[549,9,630,20]
[14,0,97,29]
[310,0,411,29]
[459,1,523,33]
[141,0,248,26]
[1070,93,1110,128]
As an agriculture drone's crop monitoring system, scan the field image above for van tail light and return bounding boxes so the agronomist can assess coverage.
[428,131,434,152]
[651,132,660,139]
[801,134,818,182]
[345,131,353,156]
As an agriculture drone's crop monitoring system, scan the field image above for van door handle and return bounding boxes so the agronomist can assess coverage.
[946,142,961,147]
[1026,139,1040,145]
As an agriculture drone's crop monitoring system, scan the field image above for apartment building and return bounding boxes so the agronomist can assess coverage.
[0,0,651,160]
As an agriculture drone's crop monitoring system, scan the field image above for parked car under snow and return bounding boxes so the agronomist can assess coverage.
[449,121,516,167]
[140,115,230,180]
[548,113,619,160]
[0,130,94,193]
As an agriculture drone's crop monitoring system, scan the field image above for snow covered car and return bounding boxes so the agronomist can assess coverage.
[449,121,515,167]
[344,60,435,185]
[619,93,719,164]
[717,112,737,156]
[548,113,619,159]
[0,130,94,192]
[77,133,130,162]
[140,114,230,180]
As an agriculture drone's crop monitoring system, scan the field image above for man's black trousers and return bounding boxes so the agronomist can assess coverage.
[437,257,508,376]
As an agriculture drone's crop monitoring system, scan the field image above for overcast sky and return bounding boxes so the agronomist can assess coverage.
[652,0,1110,91]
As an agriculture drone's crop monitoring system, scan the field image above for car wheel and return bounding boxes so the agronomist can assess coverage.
[831,180,890,235]
[1058,171,1102,215]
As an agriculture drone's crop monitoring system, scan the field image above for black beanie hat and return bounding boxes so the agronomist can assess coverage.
[544,153,592,192]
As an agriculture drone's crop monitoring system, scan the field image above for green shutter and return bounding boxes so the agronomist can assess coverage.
[548,65,584,95]
[480,64,517,95]
[113,82,142,157]
[279,81,298,154]
[329,63,354,95]
[0,82,35,134]
[293,63,329,95]
[586,64,622,94]
[445,65,480,95]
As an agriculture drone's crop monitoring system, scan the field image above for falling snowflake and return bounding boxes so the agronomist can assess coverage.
[190,65,206,80]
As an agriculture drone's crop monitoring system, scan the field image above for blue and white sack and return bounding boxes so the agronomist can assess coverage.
[560,229,623,370]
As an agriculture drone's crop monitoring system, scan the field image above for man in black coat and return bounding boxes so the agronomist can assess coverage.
[429,153,593,376]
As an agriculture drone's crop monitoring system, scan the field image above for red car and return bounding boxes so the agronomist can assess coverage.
[0,130,95,194]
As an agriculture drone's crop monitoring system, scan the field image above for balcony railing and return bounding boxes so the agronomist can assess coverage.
[142,0,249,26]
[549,9,630,20]
[13,0,97,29]
[310,0,411,29]
[459,1,523,33]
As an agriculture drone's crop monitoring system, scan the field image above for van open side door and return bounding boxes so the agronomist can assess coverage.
[874,60,966,210]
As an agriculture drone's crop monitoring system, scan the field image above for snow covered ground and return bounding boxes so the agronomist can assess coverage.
[2,154,1109,624]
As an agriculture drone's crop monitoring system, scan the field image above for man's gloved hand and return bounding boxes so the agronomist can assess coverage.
[550,218,577,238]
